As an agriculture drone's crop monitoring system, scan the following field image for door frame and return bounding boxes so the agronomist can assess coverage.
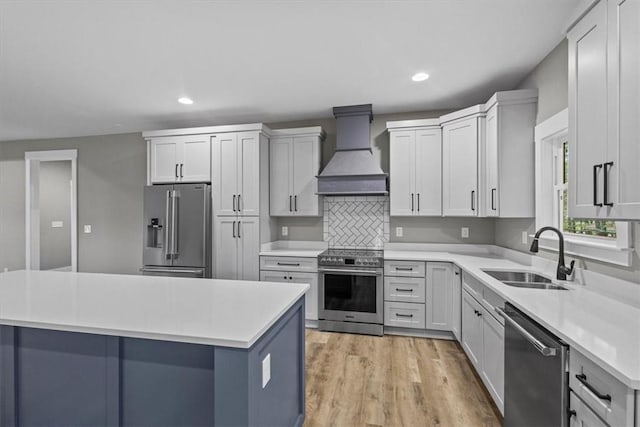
[25,149,78,272]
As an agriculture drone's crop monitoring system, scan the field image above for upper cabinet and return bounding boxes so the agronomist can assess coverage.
[567,0,640,220]
[441,107,484,217]
[269,127,325,216]
[387,120,442,216]
[148,135,211,184]
[483,90,537,217]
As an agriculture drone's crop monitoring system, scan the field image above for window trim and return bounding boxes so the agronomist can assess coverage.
[534,109,633,267]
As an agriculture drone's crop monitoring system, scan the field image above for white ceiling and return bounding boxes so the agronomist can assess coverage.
[0,0,580,142]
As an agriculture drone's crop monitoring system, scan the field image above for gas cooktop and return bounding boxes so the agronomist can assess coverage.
[318,248,383,268]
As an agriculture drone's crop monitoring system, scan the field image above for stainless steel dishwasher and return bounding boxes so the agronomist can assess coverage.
[496,303,569,427]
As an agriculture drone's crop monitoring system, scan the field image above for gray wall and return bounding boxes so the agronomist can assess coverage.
[39,160,72,270]
[0,133,146,274]
[496,40,640,284]
[268,110,496,246]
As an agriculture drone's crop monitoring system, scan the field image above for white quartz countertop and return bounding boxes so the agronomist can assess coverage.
[259,248,325,257]
[0,270,309,349]
[259,240,327,258]
[385,249,640,389]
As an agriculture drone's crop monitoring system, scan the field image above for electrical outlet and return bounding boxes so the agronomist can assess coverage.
[262,353,271,388]
[395,227,403,237]
[461,227,469,238]
[84,225,92,234]
[281,226,288,237]
[522,231,529,245]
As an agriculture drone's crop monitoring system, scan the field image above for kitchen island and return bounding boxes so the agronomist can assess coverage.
[0,270,308,427]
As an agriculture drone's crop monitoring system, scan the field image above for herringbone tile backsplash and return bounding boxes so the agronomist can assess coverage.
[323,196,390,249]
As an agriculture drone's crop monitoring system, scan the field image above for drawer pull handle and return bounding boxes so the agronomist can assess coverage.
[277,262,301,266]
[395,313,414,318]
[395,288,414,292]
[395,267,414,271]
[575,374,611,402]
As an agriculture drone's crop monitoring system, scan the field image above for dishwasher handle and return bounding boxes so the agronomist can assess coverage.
[495,307,557,357]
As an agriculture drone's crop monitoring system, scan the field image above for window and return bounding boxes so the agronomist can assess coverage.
[534,109,633,266]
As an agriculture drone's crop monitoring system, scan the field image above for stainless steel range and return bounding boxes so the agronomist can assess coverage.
[317,248,384,336]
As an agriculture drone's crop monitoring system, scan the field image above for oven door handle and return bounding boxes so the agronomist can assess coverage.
[318,268,382,275]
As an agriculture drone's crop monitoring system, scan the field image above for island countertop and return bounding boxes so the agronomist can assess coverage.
[0,270,309,348]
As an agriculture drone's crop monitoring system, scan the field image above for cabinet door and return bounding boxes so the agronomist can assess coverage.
[237,217,260,281]
[485,105,499,217]
[608,0,640,219]
[569,392,608,427]
[414,128,443,216]
[442,118,478,216]
[180,136,211,183]
[568,0,609,218]
[260,271,290,283]
[213,217,238,280]
[238,132,260,216]
[451,267,462,342]
[290,272,319,321]
[426,262,452,331]
[292,136,320,216]
[150,139,178,183]
[270,137,293,216]
[461,290,483,371]
[389,131,416,216]
[482,311,505,414]
[212,133,238,216]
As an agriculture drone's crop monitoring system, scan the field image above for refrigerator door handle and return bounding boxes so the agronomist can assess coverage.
[140,267,204,275]
[171,190,179,259]
[164,190,172,259]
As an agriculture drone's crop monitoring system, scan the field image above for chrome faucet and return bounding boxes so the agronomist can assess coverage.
[529,226,575,281]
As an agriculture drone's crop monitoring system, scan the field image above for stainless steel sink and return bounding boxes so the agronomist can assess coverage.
[481,270,568,290]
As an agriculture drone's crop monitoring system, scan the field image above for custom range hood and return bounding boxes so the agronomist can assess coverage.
[317,104,388,195]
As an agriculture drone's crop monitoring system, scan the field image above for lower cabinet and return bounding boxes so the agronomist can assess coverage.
[259,257,318,321]
[384,301,426,329]
[462,290,484,371]
[213,217,260,281]
[426,262,453,330]
[569,392,608,427]
[451,266,462,341]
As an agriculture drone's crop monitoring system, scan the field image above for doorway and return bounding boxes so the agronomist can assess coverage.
[25,150,78,272]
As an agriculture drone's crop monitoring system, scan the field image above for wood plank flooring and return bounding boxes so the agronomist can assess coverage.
[304,329,502,427]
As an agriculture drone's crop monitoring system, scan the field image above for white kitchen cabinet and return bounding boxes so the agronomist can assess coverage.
[441,110,483,217]
[269,127,325,217]
[148,135,211,184]
[212,131,263,216]
[451,266,462,342]
[569,392,609,427]
[213,215,260,281]
[567,0,640,220]
[462,289,483,372]
[483,90,537,217]
[387,120,442,216]
[426,262,453,331]
[482,308,505,414]
[290,272,319,321]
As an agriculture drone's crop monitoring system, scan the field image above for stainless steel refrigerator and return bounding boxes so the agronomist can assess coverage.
[141,184,211,278]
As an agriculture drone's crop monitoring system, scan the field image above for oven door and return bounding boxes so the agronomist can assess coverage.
[318,268,383,324]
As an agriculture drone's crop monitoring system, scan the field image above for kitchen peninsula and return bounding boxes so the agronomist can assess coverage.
[0,270,307,427]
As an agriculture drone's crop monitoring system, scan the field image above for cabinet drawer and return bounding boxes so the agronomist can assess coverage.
[569,349,635,427]
[462,271,484,300]
[384,302,426,329]
[482,286,505,325]
[384,260,426,277]
[384,277,426,303]
[259,256,317,272]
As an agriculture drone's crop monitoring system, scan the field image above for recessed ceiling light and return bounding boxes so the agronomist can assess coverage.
[177,97,194,105]
[412,72,429,82]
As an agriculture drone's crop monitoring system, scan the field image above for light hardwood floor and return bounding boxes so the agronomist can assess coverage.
[304,329,502,427]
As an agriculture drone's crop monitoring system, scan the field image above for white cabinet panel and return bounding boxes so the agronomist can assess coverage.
[260,271,289,283]
[150,139,179,183]
[290,272,319,321]
[292,136,321,216]
[462,290,483,371]
[212,133,239,216]
[181,136,211,183]
[426,262,452,331]
[451,267,462,342]
[384,301,426,329]
[260,256,318,272]
[383,260,426,278]
[384,276,426,303]
[484,105,499,217]
[269,138,293,216]
[482,310,504,414]
[389,130,416,216]
[442,118,479,216]
[213,217,238,280]
[414,128,443,216]
[238,132,260,216]
[569,392,609,427]
[237,217,259,281]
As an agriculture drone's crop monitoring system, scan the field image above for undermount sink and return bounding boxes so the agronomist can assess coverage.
[482,270,568,291]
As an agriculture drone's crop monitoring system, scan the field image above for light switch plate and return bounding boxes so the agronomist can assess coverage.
[84,225,92,234]
[522,231,529,245]
[395,227,403,237]
[281,226,288,237]
[262,353,271,388]
[461,227,469,238]
[51,221,63,228]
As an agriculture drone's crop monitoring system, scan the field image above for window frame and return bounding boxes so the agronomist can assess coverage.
[534,109,633,267]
